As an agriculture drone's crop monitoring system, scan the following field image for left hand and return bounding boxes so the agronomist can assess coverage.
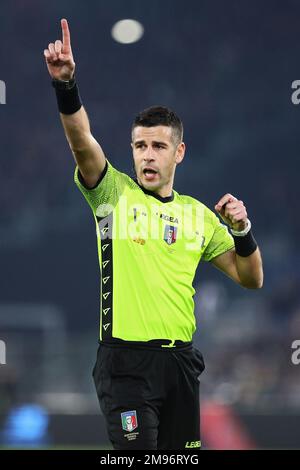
[215,193,248,232]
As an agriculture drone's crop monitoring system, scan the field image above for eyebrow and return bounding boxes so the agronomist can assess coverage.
[134,140,169,147]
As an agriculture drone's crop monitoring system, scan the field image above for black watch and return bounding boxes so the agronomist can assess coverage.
[52,76,76,90]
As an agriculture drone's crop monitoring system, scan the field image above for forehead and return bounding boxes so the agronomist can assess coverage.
[132,125,173,143]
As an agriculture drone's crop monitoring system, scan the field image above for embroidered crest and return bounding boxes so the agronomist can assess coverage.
[121,410,138,432]
[164,225,177,245]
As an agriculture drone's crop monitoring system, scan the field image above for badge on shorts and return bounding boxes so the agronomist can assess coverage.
[164,225,177,245]
[121,410,138,432]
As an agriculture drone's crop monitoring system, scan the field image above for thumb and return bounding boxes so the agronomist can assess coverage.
[59,52,74,61]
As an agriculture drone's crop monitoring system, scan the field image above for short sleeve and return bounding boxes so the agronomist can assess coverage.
[74,160,127,216]
[202,212,235,262]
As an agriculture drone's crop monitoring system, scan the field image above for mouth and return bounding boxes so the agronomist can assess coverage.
[142,167,159,180]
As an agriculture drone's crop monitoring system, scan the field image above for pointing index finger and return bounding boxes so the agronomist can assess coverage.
[61,18,71,49]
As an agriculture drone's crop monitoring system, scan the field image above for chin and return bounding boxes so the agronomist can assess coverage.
[141,176,160,191]
[145,184,159,192]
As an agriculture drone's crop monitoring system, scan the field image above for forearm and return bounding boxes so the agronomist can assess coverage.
[60,105,91,152]
[53,80,106,184]
[235,247,263,289]
[60,105,106,184]
[44,19,106,187]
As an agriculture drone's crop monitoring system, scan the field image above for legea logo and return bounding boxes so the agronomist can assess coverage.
[0,340,6,365]
[0,80,6,104]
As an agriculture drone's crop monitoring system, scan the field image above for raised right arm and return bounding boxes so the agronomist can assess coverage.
[44,19,106,188]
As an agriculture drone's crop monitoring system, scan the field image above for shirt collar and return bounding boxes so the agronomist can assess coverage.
[133,178,174,203]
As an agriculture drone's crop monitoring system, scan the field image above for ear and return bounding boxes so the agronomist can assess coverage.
[175,142,185,164]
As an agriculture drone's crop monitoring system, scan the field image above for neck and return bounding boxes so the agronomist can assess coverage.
[137,180,173,198]
[135,178,174,203]
[153,184,173,198]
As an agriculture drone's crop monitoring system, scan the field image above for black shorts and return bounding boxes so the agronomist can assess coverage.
[92,340,205,450]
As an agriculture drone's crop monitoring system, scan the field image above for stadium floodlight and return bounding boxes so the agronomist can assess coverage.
[111,19,144,44]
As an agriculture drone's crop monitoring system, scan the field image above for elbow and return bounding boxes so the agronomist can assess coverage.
[241,277,264,290]
[69,141,90,154]
[68,132,92,153]
[248,280,263,290]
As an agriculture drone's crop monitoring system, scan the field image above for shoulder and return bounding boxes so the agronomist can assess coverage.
[175,192,203,206]
[77,160,137,191]
[175,192,214,216]
[175,192,223,233]
[106,162,139,190]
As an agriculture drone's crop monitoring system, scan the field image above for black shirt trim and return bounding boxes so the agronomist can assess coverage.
[77,162,174,203]
[77,160,108,190]
[133,178,174,203]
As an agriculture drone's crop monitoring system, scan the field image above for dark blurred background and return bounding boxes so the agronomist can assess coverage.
[1,0,300,449]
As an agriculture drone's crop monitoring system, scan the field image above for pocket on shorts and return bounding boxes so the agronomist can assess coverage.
[111,347,149,376]
[192,347,205,377]
[92,345,101,378]
[92,344,109,383]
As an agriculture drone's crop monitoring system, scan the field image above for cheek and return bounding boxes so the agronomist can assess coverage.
[164,155,176,171]
[132,154,140,167]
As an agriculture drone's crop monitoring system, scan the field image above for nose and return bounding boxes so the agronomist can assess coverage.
[143,147,155,162]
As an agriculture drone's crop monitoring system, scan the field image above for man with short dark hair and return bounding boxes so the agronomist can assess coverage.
[44,19,263,450]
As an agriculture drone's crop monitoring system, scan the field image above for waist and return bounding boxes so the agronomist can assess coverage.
[99,337,192,350]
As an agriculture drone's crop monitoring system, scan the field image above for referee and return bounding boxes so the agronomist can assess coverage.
[44,19,263,450]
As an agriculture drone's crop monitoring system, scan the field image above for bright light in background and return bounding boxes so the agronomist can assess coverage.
[111,19,144,44]
[2,404,49,446]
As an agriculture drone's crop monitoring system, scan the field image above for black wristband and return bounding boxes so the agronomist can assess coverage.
[52,77,82,115]
[232,230,258,257]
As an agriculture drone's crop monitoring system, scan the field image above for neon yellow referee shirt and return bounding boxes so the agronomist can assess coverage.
[74,161,234,343]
